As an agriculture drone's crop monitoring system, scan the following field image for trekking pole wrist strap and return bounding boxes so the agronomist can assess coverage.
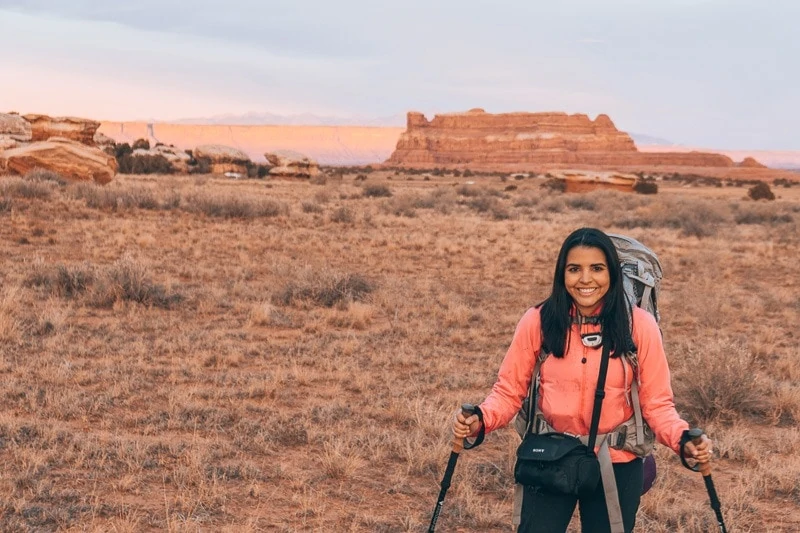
[679,430,700,471]
[463,405,485,450]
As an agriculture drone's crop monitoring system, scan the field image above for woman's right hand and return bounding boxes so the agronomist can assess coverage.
[452,407,482,439]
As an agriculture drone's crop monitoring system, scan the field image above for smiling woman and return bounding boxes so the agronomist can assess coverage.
[452,227,713,533]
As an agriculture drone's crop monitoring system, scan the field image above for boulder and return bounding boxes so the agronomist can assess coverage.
[23,114,101,145]
[0,138,117,184]
[551,170,637,193]
[265,149,320,178]
[0,113,33,141]
[194,144,251,174]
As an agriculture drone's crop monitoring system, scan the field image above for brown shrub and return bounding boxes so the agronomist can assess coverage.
[748,182,775,201]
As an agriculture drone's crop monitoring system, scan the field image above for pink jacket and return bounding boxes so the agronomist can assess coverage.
[480,306,688,462]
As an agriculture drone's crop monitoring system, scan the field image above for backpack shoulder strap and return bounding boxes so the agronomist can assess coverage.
[523,351,549,435]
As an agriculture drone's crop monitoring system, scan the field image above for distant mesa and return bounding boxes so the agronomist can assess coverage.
[386,110,750,171]
[737,156,767,169]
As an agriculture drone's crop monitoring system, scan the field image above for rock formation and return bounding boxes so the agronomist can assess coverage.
[551,171,637,193]
[1,113,33,143]
[386,110,748,171]
[265,150,320,178]
[738,156,767,169]
[23,114,101,145]
[0,137,117,184]
[131,145,192,174]
[193,144,251,174]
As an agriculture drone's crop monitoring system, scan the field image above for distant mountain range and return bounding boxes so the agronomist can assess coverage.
[168,112,407,127]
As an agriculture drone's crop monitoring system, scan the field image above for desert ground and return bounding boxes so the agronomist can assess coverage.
[1,168,799,532]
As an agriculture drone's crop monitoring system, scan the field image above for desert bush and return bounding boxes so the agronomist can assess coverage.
[301,201,323,214]
[24,168,68,185]
[117,153,173,175]
[564,195,597,211]
[633,179,659,195]
[91,256,183,309]
[0,176,56,199]
[541,178,566,192]
[467,195,511,219]
[69,183,161,210]
[455,185,484,197]
[131,138,150,151]
[673,337,768,424]
[0,197,12,213]
[748,182,775,201]
[362,184,393,198]
[614,198,726,237]
[114,143,132,159]
[184,193,288,218]
[309,173,328,185]
[273,269,374,308]
[25,262,95,298]
[329,206,354,223]
[734,205,793,225]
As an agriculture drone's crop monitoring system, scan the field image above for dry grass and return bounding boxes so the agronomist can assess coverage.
[0,170,798,531]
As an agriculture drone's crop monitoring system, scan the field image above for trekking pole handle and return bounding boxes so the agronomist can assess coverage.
[688,428,712,477]
[453,404,476,453]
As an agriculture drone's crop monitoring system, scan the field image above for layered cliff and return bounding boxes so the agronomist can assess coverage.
[97,122,403,165]
[386,109,738,170]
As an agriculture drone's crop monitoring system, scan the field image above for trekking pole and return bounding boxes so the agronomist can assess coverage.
[428,403,475,533]
[689,428,728,533]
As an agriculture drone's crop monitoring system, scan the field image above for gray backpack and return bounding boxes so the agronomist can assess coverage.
[608,233,663,325]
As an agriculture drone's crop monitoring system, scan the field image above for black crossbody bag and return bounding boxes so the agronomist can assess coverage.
[514,342,611,496]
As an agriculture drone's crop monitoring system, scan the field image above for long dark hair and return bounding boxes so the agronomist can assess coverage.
[539,228,633,358]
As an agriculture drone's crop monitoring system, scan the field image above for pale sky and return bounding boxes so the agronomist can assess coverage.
[1,0,797,149]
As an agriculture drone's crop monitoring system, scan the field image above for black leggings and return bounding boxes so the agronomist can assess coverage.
[518,458,643,533]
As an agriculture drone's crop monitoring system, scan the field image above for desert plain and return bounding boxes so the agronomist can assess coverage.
[0,167,799,532]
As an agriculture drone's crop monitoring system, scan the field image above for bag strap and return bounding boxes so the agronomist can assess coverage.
[586,341,612,454]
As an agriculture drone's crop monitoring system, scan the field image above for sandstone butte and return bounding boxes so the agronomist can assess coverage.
[384,109,795,181]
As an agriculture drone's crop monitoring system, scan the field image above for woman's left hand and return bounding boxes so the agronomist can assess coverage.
[682,433,713,464]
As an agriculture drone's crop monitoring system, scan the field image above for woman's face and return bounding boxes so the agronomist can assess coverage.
[564,245,610,315]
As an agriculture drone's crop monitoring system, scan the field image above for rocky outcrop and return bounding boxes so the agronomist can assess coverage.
[0,137,117,184]
[386,110,743,170]
[130,145,192,173]
[1,113,33,142]
[552,171,637,193]
[93,131,117,148]
[265,150,320,178]
[193,144,251,174]
[738,156,767,169]
[23,114,101,145]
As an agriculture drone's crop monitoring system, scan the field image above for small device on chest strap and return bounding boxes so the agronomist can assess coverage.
[581,333,603,347]
[575,314,603,347]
